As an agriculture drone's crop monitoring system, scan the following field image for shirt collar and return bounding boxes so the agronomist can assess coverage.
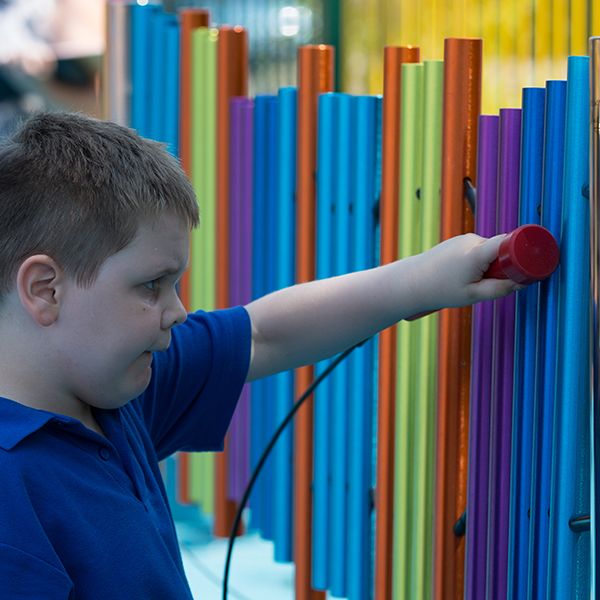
[0,396,69,450]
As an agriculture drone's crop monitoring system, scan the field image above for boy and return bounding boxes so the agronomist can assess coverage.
[0,112,518,599]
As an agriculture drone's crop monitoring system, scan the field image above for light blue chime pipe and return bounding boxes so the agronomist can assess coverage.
[130,3,155,136]
[590,36,600,596]
[313,92,338,590]
[272,86,297,563]
[164,17,180,156]
[313,92,381,599]
[130,3,179,151]
[548,55,591,598]
[149,10,168,143]
[330,92,353,597]
[262,95,279,543]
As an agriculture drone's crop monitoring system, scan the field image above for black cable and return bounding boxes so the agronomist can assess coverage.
[464,177,477,214]
[222,339,368,600]
[453,510,466,537]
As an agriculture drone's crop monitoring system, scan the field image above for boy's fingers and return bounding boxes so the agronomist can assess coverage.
[472,277,521,300]
[476,233,508,267]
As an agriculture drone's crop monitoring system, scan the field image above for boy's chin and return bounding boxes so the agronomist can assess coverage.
[88,396,135,411]
[88,383,151,410]
[84,361,154,409]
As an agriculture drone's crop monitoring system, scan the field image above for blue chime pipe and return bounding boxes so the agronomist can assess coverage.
[330,92,353,597]
[250,95,276,533]
[262,95,279,542]
[508,86,545,596]
[347,94,381,600]
[528,78,567,599]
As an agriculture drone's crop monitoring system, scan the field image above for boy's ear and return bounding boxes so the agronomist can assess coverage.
[16,255,65,326]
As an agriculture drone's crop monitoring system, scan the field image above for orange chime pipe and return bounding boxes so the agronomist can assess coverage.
[214,26,248,538]
[295,44,334,600]
[434,38,482,600]
[374,46,420,600]
[176,7,209,506]
[216,26,248,310]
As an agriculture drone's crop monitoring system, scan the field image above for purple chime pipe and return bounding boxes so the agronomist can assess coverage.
[465,114,499,600]
[486,108,521,598]
[237,98,254,497]
[228,97,253,500]
[228,98,243,499]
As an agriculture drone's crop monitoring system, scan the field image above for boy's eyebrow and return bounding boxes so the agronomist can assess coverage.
[149,262,189,279]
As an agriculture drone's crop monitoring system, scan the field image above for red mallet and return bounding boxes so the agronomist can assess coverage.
[485,224,559,284]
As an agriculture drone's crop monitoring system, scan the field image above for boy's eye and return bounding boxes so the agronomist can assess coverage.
[143,279,160,292]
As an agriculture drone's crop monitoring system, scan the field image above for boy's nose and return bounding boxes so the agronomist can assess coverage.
[162,293,188,329]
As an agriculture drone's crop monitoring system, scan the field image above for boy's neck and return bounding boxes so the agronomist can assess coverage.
[0,369,106,438]
[0,303,107,438]
[86,415,107,438]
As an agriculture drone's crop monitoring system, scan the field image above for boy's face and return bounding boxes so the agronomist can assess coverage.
[54,212,190,410]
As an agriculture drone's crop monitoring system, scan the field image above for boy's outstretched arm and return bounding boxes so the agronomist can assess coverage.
[244,233,520,382]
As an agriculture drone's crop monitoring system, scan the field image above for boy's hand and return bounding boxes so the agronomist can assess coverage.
[416,233,523,312]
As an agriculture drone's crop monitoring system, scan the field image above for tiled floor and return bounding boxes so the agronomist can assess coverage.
[178,522,295,600]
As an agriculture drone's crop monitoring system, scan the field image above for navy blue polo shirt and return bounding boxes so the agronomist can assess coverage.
[0,307,251,599]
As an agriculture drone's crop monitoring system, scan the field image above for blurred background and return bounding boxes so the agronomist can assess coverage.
[2,0,596,137]
[0,0,103,133]
[0,0,332,135]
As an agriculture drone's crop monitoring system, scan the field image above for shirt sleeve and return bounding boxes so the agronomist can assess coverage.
[134,306,252,460]
[0,543,73,599]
